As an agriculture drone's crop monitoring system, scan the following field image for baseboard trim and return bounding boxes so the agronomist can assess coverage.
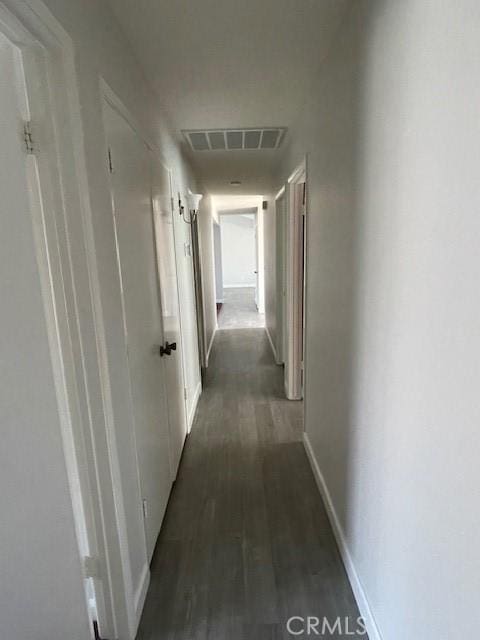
[133,562,150,633]
[223,284,256,289]
[303,433,383,640]
[206,327,216,366]
[187,380,202,432]
[265,326,280,364]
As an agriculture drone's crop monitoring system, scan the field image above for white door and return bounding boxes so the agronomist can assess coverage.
[104,102,172,561]
[0,30,92,639]
[151,155,188,476]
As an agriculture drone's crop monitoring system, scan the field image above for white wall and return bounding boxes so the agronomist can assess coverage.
[220,214,257,288]
[24,0,201,634]
[277,2,480,639]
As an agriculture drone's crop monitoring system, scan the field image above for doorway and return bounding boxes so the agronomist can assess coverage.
[284,158,307,400]
[215,209,265,329]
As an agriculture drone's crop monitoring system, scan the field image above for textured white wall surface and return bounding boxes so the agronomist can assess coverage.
[278,2,480,638]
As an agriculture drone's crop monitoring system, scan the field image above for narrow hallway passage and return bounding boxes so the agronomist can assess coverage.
[218,288,265,329]
[137,329,363,639]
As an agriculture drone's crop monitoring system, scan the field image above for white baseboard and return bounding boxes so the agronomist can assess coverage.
[265,326,280,364]
[223,284,256,289]
[187,380,202,432]
[303,433,383,640]
[206,327,216,366]
[133,562,150,634]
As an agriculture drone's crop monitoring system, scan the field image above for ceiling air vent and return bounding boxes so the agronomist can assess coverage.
[183,128,286,151]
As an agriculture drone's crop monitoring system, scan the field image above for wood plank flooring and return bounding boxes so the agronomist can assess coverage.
[136,329,364,639]
[217,288,265,329]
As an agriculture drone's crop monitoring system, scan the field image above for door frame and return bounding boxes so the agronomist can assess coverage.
[285,157,307,400]
[0,2,123,638]
[275,185,287,365]
[191,214,207,371]
[212,218,224,308]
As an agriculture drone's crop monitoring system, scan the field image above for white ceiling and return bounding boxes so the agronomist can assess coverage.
[108,0,349,193]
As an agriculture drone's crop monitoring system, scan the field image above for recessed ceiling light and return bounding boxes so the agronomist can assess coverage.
[230,180,242,186]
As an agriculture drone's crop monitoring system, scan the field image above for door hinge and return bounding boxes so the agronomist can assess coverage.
[184,388,188,400]
[83,555,101,579]
[142,498,148,520]
[23,121,35,154]
[107,147,114,173]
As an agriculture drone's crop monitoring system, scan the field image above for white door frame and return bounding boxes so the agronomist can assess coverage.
[0,2,125,638]
[285,157,307,400]
[275,185,287,364]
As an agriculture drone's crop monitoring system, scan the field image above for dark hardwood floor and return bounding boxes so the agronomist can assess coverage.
[136,329,364,639]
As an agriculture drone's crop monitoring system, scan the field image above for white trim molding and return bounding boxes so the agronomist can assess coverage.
[206,327,216,366]
[133,562,150,631]
[265,326,281,365]
[285,157,307,400]
[223,283,256,289]
[187,380,202,432]
[303,433,383,640]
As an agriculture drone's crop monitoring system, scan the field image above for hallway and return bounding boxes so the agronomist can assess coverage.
[136,329,362,639]
[218,288,265,329]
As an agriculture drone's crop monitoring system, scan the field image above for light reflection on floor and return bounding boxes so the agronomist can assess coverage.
[217,287,265,329]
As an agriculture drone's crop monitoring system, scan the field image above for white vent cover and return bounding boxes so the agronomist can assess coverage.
[183,128,286,151]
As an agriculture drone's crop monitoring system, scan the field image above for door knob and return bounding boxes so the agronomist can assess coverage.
[159,341,177,357]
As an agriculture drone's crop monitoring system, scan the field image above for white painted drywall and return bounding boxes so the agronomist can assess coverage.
[220,214,257,287]
[277,1,480,639]
[27,0,201,634]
